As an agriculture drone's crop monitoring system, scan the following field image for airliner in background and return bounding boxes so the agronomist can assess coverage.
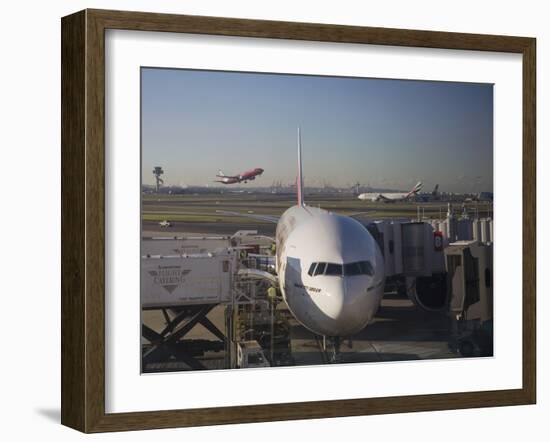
[357,181,423,202]
[215,167,264,184]
[218,128,385,358]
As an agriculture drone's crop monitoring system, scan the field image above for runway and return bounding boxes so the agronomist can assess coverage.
[142,192,492,236]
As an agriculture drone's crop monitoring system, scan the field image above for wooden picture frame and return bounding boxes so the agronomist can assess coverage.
[61,9,536,433]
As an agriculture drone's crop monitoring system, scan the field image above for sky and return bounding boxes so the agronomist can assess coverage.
[141,68,493,193]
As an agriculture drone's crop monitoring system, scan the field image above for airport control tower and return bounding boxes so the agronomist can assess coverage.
[153,166,164,193]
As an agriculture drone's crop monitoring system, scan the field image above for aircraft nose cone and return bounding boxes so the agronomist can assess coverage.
[317,283,346,320]
[316,276,382,336]
[339,277,379,335]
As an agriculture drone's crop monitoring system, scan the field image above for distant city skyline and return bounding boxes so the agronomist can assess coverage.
[142,68,493,193]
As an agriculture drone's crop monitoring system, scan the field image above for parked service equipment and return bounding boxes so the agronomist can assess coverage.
[237,340,270,368]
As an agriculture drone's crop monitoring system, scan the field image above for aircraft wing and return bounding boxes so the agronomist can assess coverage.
[215,210,279,224]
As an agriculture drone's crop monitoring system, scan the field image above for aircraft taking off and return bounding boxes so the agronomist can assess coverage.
[218,128,385,339]
[357,181,423,202]
[215,167,264,184]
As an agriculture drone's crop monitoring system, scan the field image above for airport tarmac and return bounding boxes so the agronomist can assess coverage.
[141,293,457,372]
[289,294,456,366]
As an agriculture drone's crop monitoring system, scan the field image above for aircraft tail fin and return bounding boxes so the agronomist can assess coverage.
[432,184,439,196]
[297,127,305,207]
[217,170,225,177]
[406,181,423,197]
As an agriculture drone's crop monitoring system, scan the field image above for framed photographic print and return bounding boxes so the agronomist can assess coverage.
[61,9,536,433]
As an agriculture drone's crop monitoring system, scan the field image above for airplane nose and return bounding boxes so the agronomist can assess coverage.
[341,277,381,334]
[315,276,382,336]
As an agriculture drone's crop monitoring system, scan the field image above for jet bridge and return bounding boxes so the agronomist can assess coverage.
[367,220,448,311]
[445,240,493,357]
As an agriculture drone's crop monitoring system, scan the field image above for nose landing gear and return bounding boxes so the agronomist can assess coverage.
[316,335,344,363]
[331,337,343,363]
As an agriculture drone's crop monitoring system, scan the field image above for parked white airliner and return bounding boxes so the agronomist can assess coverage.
[357,181,423,202]
[219,129,385,338]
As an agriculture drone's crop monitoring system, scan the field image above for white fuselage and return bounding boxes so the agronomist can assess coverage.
[357,192,411,202]
[358,182,422,202]
[275,205,385,337]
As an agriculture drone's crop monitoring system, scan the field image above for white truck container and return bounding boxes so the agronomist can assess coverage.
[141,251,237,308]
[142,235,233,256]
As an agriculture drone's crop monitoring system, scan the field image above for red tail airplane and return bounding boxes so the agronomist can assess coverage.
[215,167,264,184]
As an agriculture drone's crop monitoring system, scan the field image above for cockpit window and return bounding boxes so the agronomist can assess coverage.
[342,261,374,276]
[358,261,374,276]
[308,261,373,277]
[344,262,362,276]
[314,262,327,276]
[325,263,343,276]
